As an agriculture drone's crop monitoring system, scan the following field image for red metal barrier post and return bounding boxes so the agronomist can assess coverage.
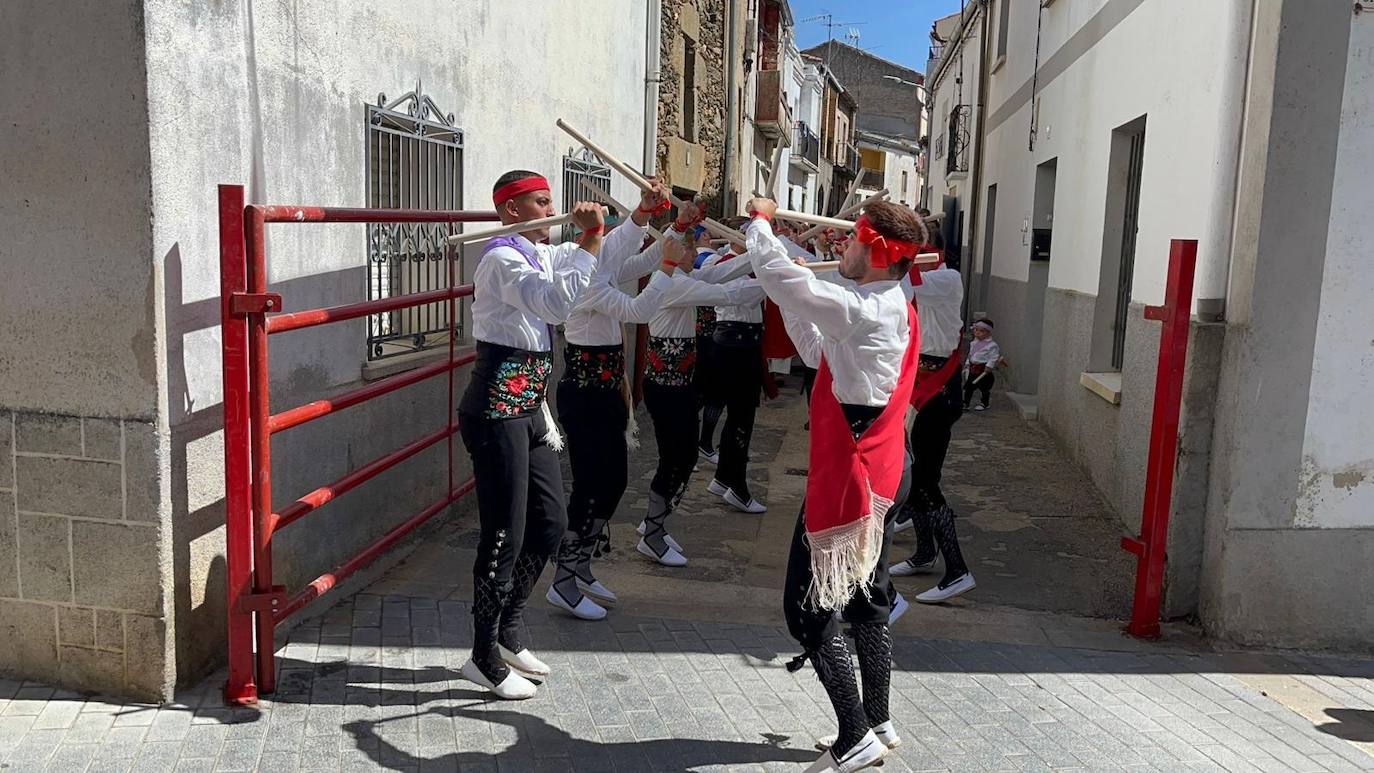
[218,189,497,704]
[1121,239,1198,638]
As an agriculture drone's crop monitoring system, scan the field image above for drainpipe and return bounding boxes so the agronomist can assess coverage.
[723,0,740,214]
[1200,0,1256,322]
[644,0,662,176]
[962,0,993,321]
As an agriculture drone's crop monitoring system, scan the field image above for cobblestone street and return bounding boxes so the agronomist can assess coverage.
[2,390,1372,772]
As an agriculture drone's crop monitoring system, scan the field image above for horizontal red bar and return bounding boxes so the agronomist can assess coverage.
[268,351,475,434]
[275,479,476,621]
[1120,535,1146,557]
[253,205,499,224]
[272,424,459,533]
[267,285,474,334]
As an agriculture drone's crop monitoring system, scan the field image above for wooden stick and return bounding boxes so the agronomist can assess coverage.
[445,213,577,245]
[771,210,859,229]
[802,252,942,271]
[842,176,863,210]
[795,189,889,242]
[577,179,664,241]
[764,140,785,196]
[556,118,747,241]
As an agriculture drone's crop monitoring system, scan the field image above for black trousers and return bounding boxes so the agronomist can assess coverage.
[459,410,568,589]
[783,448,912,650]
[910,369,963,512]
[643,380,699,503]
[555,381,629,539]
[963,369,993,407]
[713,342,762,496]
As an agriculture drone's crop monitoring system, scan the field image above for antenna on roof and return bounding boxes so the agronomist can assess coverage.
[800,12,866,68]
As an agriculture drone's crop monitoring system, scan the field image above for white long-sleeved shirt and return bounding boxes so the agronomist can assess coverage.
[563,220,661,346]
[911,266,964,356]
[471,235,597,351]
[649,276,761,338]
[968,338,1002,368]
[702,251,766,324]
[746,219,911,407]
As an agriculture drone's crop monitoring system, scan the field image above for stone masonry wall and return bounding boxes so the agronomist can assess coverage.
[658,0,729,206]
[0,410,171,701]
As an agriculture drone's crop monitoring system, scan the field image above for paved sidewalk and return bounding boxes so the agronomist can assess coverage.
[3,389,1372,771]
[2,597,1374,772]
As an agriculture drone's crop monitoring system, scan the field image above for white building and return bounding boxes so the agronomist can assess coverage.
[927,0,1374,651]
[1,0,653,699]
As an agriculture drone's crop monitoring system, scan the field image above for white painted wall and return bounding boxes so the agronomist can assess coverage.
[1296,17,1374,529]
[978,0,1240,307]
[140,0,649,677]
[925,8,983,249]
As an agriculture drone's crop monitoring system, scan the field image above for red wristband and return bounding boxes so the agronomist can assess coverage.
[637,199,671,216]
[581,225,604,237]
[660,259,676,270]
[752,211,772,223]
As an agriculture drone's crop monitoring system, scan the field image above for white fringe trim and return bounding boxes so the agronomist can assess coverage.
[625,411,641,450]
[539,401,564,452]
[806,488,895,611]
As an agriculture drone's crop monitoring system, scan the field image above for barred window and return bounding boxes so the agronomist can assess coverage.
[365,86,465,361]
[561,147,611,243]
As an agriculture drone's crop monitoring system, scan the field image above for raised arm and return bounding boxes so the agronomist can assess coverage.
[478,244,596,325]
[744,216,866,342]
[578,269,677,324]
[781,306,823,368]
[692,252,755,284]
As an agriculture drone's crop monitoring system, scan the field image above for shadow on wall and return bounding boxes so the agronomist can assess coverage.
[162,244,473,687]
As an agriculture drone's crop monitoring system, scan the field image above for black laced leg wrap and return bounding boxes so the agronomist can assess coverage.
[471,573,511,684]
[910,505,938,565]
[851,621,893,727]
[499,551,549,654]
[807,633,870,759]
[699,403,723,451]
[931,503,969,585]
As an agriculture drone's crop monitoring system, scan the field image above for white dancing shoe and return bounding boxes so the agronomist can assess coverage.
[890,515,914,534]
[545,586,608,620]
[888,593,910,625]
[888,555,939,577]
[636,537,688,567]
[804,729,887,772]
[817,721,903,752]
[576,578,618,604]
[635,520,683,552]
[722,487,767,514]
[459,658,537,700]
[498,645,550,677]
[707,478,728,496]
[698,446,719,464]
[915,572,977,604]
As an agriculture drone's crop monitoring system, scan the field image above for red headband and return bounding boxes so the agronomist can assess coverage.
[853,215,920,268]
[493,176,551,207]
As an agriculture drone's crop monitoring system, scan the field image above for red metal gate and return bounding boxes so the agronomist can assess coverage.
[218,184,499,705]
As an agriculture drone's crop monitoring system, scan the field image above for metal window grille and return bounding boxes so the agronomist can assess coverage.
[1113,129,1146,370]
[365,84,465,361]
[561,147,611,242]
[947,104,972,175]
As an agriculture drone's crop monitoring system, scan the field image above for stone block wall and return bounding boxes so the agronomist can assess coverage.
[657,0,729,202]
[0,410,171,700]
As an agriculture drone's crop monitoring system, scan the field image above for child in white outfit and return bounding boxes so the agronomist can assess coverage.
[963,318,1003,411]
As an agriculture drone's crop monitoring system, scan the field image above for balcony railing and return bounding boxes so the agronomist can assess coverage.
[792,121,820,169]
[835,144,861,178]
[754,69,792,138]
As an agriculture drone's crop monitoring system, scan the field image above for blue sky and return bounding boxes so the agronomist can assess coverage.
[790,0,965,74]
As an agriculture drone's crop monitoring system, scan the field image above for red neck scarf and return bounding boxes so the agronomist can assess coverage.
[804,305,920,610]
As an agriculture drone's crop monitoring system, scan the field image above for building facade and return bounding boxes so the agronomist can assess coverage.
[929,0,1374,651]
[1,0,653,700]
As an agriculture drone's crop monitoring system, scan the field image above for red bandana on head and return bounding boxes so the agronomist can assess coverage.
[493,176,551,207]
[853,215,920,269]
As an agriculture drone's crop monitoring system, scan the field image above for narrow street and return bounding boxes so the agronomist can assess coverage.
[2,388,1372,772]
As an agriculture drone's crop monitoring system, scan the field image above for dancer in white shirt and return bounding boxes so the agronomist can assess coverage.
[546,181,680,622]
[457,170,605,700]
[746,197,927,772]
[636,229,761,565]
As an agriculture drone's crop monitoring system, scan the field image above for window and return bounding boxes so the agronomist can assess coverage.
[562,147,611,244]
[365,88,464,361]
[1089,116,1147,375]
[901,171,909,201]
[682,34,698,142]
[996,0,1011,63]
